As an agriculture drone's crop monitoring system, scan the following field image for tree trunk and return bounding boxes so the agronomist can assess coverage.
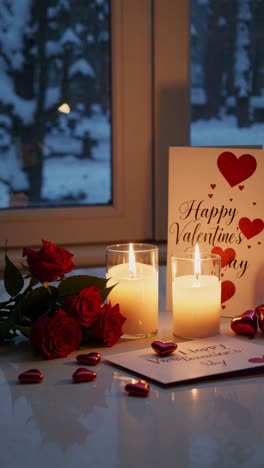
[19,0,48,204]
[204,0,230,119]
[234,0,253,128]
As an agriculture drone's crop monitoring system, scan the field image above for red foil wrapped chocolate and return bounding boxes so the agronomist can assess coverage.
[76,352,101,366]
[255,304,264,333]
[72,367,96,383]
[231,309,258,337]
[125,380,150,397]
[18,369,44,384]
[151,340,178,357]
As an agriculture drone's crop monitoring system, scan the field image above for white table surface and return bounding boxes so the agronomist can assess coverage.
[1,312,264,468]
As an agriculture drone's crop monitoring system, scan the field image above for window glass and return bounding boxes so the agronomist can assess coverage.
[0,1,153,254]
[0,0,112,209]
[191,0,264,147]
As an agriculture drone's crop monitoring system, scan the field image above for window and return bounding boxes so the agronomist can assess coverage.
[0,0,153,265]
[153,0,264,242]
[191,0,264,147]
[0,0,112,210]
[3,1,260,265]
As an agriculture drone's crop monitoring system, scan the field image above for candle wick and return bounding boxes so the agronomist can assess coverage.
[195,273,199,281]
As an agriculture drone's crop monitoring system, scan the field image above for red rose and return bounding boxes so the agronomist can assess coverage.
[31,309,82,359]
[23,239,75,283]
[92,302,126,346]
[64,286,103,327]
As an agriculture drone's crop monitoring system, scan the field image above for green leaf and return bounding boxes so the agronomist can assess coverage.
[17,286,57,322]
[4,253,24,297]
[57,275,108,298]
[100,284,117,301]
[0,316,16,340]
[15,324,32,338]
[0,310,11,318]
[29,276,40,288]
[0,298,13,308]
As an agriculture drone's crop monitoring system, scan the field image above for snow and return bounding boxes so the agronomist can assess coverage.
[1,109,263,210]
[60,28,81,47]
[0,0,31,70]
[73,108,110,142]
[45,87,61,110]
[45,40,61,56]
[0,144,28,191]
[191,87,207,105]
[251,96,264,109]
[0,105,112,208]
[0,69,36,123]
[191,116,264,147]
[69,58,95,78]
[0,114,11,127]
[42,155,111,205]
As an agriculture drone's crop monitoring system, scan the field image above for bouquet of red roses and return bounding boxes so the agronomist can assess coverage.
[0,240,126,359]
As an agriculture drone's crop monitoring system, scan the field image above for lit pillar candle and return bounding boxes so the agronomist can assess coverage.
[172,245,221,339]
[106,243,159,338]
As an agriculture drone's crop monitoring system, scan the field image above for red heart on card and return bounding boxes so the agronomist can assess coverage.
[211,247,236,268]
[221,280,236,303]
[72,368,96,383]
[151,340,178,356]
[217,151,257,187]
[239,217,264,239]
[125,380,150,397]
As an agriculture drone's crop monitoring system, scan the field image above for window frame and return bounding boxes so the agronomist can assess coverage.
[153,0,190,242]
[0,0,153,265]
[0,0,190,268]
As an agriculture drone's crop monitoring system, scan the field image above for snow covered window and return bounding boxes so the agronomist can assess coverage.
[191,0,264,146]
[0,0,111,209]
[0,1,153,259]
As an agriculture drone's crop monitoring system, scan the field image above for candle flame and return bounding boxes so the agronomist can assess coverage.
[129,243,136,277]
[194,244,201,277]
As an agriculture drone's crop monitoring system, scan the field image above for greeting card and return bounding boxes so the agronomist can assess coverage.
[166,147,264,316]
[105,335,264,385]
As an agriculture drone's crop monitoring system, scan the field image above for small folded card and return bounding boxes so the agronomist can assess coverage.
[105,335,264,385]
[166,147,264,315]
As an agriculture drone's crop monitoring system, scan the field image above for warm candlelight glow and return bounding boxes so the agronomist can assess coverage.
[106,243,159,337]
[129,243,136,277]
[194,244,201,277]
[191,388,198,401]
[172,250,221,339]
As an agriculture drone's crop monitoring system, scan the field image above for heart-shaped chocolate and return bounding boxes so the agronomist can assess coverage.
[151,340,178,356]
[255,304,264,333]
[125,380,149,397]
[72,368,96,383]
[18,369,44,384]
[76,352,101,366]
[231,309,258,337]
